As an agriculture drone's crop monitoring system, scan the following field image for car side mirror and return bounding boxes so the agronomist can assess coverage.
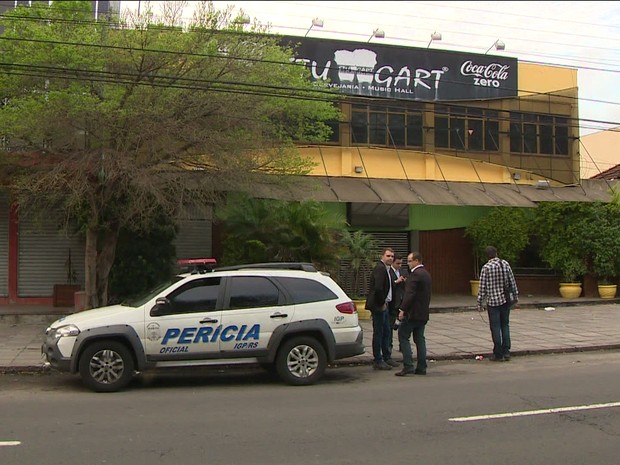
[150,297,171,317]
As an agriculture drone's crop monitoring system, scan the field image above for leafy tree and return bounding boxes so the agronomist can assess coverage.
[108,214,177,304]
[534,202,591,282]
[215,193,347,274]
[340,230,378,296]
[464,207,531,278]
[0,1,340,307]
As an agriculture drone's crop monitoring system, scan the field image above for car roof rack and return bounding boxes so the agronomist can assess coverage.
[214,262,318,272]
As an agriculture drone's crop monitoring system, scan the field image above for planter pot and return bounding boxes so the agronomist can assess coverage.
[354,300,371,320]
[53,284,81,307]
[469,280,480,297]
[597,284,617,299]
[559,282,582,299]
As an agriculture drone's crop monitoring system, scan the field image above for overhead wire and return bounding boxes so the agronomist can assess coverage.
[1,5,619,151]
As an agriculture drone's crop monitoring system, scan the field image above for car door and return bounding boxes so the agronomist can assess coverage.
[218,276,292,356]
[144,276,223,361]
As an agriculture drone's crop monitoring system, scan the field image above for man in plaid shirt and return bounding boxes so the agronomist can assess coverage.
[477,246,519,362]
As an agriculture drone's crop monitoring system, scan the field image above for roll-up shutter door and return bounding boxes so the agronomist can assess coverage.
[18,213,85,297]
[0,193,8,296]
[338,231,411,297]
[173,206,213,260]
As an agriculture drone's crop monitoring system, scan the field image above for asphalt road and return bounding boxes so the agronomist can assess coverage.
[1,351,620,465]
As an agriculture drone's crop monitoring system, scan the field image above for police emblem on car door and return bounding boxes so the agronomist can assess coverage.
[145,277,223,361]
[218,276,292,356]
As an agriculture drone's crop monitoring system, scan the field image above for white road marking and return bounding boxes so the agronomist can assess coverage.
[0,441,21,447]
[449,401,620,422]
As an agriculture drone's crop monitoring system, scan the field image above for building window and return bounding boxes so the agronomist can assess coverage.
[351,103,423,148]
[434,106,499,152]
[509,112,570,156]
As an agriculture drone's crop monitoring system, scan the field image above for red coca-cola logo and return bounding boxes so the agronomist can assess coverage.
[460,61,510,80]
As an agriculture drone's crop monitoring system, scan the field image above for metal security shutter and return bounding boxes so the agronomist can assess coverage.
[0,193,8,296]
[18,213,85,297]
[338,231,410,297]
[173,206,213,260]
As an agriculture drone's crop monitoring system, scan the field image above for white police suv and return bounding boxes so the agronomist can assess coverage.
[42,263,364,392]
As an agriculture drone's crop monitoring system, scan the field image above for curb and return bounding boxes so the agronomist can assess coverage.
[330,344,620,367]
[4,345,620,375]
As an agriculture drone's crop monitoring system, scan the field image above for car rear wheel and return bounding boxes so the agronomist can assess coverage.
[78,340,135,392]
[276,336,326,386]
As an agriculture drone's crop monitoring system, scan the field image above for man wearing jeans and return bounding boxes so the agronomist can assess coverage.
[365,248,400,370]
[395,252,432,376]
[477,246,519,362]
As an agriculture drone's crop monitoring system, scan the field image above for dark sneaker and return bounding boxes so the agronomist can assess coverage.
[385,359,400,367]
[490,356,504,362]
[395,368,415,377]
[503,354,511,361]
[414,369,427,375]
[373,361,392,370]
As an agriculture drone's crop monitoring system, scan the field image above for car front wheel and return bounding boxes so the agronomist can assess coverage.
[78,340,135,392]
[276,336,326,386]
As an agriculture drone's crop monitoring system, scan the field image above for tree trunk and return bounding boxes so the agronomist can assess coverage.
[85,227,98,309]
[96,226,119,307]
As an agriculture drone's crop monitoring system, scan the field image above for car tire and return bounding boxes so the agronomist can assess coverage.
[78,340,135,392]
[275,336,326,386]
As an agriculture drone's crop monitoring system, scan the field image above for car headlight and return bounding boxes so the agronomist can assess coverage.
[53,324,80,339]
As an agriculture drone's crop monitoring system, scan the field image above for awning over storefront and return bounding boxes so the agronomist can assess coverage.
[251,176,617,207]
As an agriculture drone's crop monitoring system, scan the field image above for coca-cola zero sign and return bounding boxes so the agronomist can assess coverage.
[282,36,517,101]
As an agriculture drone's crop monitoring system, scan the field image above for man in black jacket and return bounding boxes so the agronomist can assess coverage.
[388,255,407,352]
[365,248,401,370]
[395,251,432,376]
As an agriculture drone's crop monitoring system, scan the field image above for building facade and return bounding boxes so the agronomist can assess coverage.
[1,24,615,304]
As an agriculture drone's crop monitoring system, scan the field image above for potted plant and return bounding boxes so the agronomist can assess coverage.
[341,230,378,320]
[535,202,592,299]
[464,207,530,296]
[588,204,620,299]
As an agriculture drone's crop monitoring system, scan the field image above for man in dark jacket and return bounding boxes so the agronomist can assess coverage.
[365,248,401,370]
[388,255,407,352]
[395,251,432,376]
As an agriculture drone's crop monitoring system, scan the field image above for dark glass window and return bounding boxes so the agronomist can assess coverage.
[468,118,483,151]
[540,123,553,154]
[227,277,280,309]
[276,278,338,304]
[452,117,465,150]
[509,112,571,156]
[369,112,387,144]
[485,120,499,151]
[435,106,498,151]
[168,278,221,314]
[555,122,569,155]
[388,113,405,146]
[510,113,522,152]
[351,111,367,143]
[523,123,537,153]
[435,116,449,148]
[326,119,340,143]
[351,103,422,147]
[407,113,423,146]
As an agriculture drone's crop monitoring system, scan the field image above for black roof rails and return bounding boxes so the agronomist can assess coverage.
[213,262,318,272]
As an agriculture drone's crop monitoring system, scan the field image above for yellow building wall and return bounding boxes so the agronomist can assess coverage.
[517,63,578,97]
[301,61,580,185]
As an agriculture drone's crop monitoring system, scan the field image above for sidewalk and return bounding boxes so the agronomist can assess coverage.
[1,295,620,372]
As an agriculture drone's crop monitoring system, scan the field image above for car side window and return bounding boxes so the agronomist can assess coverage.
[275,277,338,304]
[167,277,221,314]
[226,277,280,310]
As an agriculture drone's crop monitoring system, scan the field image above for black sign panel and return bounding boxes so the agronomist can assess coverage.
[282,36,518,102]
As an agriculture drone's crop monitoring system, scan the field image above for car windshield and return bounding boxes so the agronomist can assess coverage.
[121,276,184,307]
